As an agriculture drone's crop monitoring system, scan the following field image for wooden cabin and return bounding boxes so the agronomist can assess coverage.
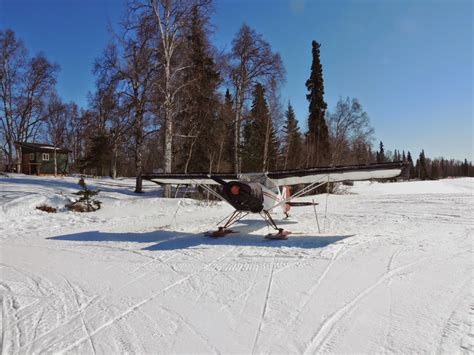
[15,142,70,175]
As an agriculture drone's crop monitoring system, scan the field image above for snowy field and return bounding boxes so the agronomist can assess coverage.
[0,174,472,354]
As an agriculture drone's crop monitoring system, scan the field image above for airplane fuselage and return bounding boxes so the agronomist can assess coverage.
[221,180,282,213]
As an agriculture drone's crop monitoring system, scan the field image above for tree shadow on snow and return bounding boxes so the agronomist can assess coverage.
[49,223,354,251]
[3,176,161,198]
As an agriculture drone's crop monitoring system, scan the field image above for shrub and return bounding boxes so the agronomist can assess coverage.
[36,204,57,213]
[66,178,102,212]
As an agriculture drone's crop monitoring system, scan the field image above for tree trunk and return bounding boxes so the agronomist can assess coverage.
[216,138,224,173]
[233,89,244,174]
[111,140,118,179]
[184,134,198,174]
[135,143,143,193]
[262,112,271,172]
[233,109,240,174]
[284,139,290,170]
[15,146,21,173]
[135,111,144,193]
[163,105,173,197]
[7,140,13,171]
[53,147,57,177]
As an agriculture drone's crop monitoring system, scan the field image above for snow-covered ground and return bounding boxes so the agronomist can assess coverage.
[0,174,472,354]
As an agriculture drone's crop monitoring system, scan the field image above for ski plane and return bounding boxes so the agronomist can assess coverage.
[143,162,408,239]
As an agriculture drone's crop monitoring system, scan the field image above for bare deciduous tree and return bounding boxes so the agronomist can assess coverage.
[148,0,211,196]
[229,24,284,173]
[0,29,58,171]
[328,97,374,165]
[44,94,68,176]
[94,8,157,191]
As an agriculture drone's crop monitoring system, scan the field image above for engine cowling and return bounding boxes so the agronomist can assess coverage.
[222,181,263,213]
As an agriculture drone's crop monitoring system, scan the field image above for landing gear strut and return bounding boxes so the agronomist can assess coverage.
[261,210,291,240]
[204,210,248,237]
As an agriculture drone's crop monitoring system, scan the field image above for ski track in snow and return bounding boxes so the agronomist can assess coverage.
[54,247,237,353]
[303,257,431,354]
[0,174,472,353]
[435,277,474,354]
[18,250,183,353]
[280,239,366,340]
[251,251,277,353]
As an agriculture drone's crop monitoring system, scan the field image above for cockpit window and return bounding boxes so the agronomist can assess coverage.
[238,173,279,193]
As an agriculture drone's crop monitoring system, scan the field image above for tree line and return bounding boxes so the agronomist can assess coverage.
[1,0,472,195]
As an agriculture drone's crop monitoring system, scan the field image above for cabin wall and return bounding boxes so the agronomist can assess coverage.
[39,153,68,174]
[20,151,69,175]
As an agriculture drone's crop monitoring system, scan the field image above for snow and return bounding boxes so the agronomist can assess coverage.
[1,174,472,354]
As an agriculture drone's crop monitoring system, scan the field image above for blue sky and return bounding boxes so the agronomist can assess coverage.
[1,0,472,160]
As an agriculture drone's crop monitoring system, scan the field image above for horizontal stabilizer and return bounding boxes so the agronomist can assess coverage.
[287,201,319,207]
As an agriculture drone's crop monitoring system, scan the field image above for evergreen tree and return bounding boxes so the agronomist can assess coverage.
[407,151,416,179]
[431,160,440,179]
[462,159,469,176]
[176,5,220,173]
[242,83,277,172]
[439,158,446,178]
[215,89,235,172]
[418,150,429,180]
[66,178,101,212]
[306,40,330,166]
[283,102,302,169]
[81,132,112,176]
[376,141,385,163]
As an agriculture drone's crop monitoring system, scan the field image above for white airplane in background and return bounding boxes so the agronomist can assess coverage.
[143,162,408,239]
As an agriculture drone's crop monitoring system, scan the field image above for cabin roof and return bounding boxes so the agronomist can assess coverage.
[15,141,70,154]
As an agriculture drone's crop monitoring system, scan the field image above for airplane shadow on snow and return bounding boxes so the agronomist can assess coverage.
[49,219,354,251]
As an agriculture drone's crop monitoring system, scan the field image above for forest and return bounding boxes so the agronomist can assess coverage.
[1,0,472,194]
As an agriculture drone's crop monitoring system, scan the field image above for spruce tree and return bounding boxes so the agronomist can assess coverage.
[283,102,302,169]
[376,141,385,163]
[306,40,330,166]
[431,160,440,179]
[81,132,112,176]
[418,150,429,180]
[176,5,220,173]
[407,151,416,179]
[242,83,277,172]
[215,89,235,172]
[462,159,469,176]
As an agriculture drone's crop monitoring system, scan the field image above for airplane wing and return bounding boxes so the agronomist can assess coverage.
[141,173,238,185]
[142,162,408,186]
[267,162,408,186]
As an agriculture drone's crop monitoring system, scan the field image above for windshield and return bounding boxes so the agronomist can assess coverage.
[238,173,279,193]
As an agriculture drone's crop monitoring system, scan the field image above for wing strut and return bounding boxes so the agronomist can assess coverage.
[190,179,227,202]
[267,176,329,212]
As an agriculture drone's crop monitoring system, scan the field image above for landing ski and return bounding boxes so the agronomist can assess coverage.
[204,227,237,238]
[265,229,291,240]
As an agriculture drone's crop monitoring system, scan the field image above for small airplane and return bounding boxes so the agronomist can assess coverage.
[142,161,408,239]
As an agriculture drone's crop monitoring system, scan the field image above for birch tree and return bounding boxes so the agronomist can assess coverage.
[94,7,157,190]
[229,24,284,173]
[45,94,68,176]
[149,0,211,196]
[0,29,58,171]
[327,97,374,165]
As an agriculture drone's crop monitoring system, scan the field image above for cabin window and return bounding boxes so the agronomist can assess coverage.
[42,153,50,161]
[29,153,35,161]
